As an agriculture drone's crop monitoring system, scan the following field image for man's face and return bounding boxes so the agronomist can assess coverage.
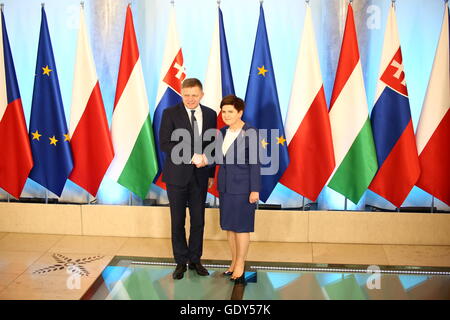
[181,86,204,109]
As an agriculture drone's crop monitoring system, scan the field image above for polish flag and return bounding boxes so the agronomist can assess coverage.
[0,9,33,198]
[69,6,114,197]
[415,3,450,206]
[279,4,335,201]
[202,6,235,197]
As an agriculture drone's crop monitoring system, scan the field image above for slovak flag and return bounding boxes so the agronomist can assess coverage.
[415,3,450,206]
[369,5,420,208]
[152,5,186,190]
[202,5,235,197]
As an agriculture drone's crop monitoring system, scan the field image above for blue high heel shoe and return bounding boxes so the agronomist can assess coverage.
[232,273,246,285]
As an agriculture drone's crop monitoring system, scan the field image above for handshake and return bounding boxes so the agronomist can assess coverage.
[191,153,208,168]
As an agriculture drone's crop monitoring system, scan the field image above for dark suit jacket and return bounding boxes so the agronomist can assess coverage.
[159,103,217,187]
[217,123,261,194]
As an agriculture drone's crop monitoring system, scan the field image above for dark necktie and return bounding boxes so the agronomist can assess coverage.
[191,110,201,153]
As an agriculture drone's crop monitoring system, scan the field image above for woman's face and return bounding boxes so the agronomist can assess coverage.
[221,104,243,127]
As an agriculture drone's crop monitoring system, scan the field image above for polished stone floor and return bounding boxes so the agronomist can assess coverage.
[0,232,449,299]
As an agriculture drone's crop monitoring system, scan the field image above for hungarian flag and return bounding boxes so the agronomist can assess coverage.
[152,6,185,190]
[108,5,158,199]
[68,5,113,197]
[279,4,335,202]
[0,9,33,198]
[415,3,450,206]
[416,3,450,205]
[369,5,420,208]
[202,6,235,197]
[327,3,378,204]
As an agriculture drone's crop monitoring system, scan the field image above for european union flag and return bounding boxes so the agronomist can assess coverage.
[243,4,289,203]
[28,7,73,197]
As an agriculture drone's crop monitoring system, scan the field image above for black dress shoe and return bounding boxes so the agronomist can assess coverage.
[223,271,233,276]
[172,263,187,280]
[188,262,210,276]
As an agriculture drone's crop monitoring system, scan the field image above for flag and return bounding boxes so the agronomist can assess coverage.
[28,7,73,197]
[279,4,335,202]
[327,3,378,204]
[243,4,289,203]
[203,6,235,128]
[108,5,158,199]
[415,3,450,206]
[369,5,420,208]
[152,6,186,190]
[68,5,114,197]
[202,6,235,197]
[0,9,33,198]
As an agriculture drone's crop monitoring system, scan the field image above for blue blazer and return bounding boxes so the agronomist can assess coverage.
[217,123,261,195]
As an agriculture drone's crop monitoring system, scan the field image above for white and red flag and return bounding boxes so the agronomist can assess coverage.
[69,5,114,197]
[280,4,335,201]
[415,3,450,206]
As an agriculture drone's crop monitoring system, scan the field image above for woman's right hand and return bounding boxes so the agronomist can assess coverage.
[249,192,259,204]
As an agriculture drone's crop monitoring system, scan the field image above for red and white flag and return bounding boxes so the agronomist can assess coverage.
[69,6,114,196]
[415,3,450,206]
[202,6,235,197]
[280,5,334,201]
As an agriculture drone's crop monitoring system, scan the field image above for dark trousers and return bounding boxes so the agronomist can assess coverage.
[166,173,208,264]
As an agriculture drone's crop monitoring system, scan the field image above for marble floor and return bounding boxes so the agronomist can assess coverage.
[0,232,449,300]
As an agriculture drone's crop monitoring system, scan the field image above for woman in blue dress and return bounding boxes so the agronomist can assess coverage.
[217,95,261,283]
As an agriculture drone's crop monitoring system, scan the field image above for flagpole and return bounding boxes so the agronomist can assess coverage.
[42,0,47,206]
[344,197,347,211]
[7,193,10,203]
[431,196,435,213]
[302,195,305,211]
[129,192,132,206]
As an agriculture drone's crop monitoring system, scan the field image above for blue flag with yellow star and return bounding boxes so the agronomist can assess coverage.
[243,4,289,203]
[28,7,73,197]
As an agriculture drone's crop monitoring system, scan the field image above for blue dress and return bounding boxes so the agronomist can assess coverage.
[217,123,261,233]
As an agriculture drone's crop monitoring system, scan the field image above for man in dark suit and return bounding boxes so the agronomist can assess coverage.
[159,78,217,280]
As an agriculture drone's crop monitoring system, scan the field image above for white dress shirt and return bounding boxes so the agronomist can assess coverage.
[184,105,203,134]
[222,128,242,155]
